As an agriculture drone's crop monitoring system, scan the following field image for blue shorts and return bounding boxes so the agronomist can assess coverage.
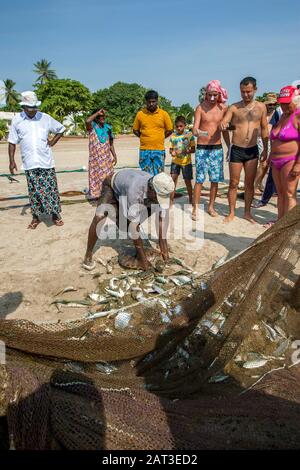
[170,162,193,180]
[195,145,224,184]
[139,150,165,176]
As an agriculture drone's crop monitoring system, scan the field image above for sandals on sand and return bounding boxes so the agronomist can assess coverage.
[27,219,40,230]
[53,218,64,227]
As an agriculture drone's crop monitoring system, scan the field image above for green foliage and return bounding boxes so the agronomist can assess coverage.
[33,59,57,85]
[158,96,177,123]
[92,82,147,131]
[0,119,8,140]
[198,86,206,104]
[176,103,194,124]
[3,79,20,111]
[36,79,92,121]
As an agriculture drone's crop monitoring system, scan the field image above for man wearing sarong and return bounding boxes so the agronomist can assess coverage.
[8,91,65,229]
[133,90,173,175]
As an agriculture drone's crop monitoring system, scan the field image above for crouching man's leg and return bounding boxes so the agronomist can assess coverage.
[83,213,107,270]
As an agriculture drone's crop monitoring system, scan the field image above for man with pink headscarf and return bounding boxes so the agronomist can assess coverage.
[192,80,230,219]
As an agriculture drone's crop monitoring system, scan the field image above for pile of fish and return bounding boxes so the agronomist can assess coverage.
[51,258,200,329]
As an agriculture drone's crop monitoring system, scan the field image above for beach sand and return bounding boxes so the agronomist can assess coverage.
[0,136,277,321]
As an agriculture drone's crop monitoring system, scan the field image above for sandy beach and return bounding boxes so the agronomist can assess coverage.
[0,136,277,321]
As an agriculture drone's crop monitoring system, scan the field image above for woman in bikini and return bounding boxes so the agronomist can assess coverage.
[268,86,300,225]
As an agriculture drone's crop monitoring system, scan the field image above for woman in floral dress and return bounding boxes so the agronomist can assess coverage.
[86,109,117,200]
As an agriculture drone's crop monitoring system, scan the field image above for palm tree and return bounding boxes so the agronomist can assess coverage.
[3,79,19,109]
[33,59,57,85]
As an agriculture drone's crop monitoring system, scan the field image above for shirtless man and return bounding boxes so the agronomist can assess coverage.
[192,80,230,219]
[220,76,269,223]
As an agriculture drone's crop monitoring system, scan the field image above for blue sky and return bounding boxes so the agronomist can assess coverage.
[1,0,299,106]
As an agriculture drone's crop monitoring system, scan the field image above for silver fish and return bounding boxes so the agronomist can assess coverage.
[152,284,166,295]
[66,362,85,373]
[243,359,268,369]
[109,278,119,290]
[88,293,108,303]
[95,362,118,374]
[105,288,125,298]
[208,374,229,383]
[212,255,227,269]
[96,258,107,267]
[262,321,278,342]
[274,325,287,339]
[144,287,156,294]
[55,286,77,297]
[155,276,168,284]
[85,310,111,319]
[273,339,290,357]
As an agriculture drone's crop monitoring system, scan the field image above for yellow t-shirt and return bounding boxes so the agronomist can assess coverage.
[133,107,173,151]
[169,130,195,166]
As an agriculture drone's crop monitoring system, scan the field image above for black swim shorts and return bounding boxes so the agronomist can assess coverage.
[229,145,259,163]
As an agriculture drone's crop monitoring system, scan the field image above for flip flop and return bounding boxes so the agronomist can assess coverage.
[53,218,64,227]
[27,219,40,230]
[82,261,96,271]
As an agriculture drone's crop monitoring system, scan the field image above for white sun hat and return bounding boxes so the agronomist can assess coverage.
[152,172,175,209]
[19,91,41,107]
[292,80,300,89]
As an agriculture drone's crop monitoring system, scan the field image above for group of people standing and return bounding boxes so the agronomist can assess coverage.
[85,77,300,227]
[7,78,300,270]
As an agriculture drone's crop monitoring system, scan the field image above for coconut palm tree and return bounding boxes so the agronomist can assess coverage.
[33,59,57,85]
[3,79,19,109]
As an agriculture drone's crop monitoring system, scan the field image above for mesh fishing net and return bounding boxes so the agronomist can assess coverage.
[0,206,300,449]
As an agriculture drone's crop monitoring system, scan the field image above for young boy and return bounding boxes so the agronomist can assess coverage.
[169,116,195,206]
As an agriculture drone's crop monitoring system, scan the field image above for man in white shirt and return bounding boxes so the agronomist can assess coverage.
[8,91,65,229]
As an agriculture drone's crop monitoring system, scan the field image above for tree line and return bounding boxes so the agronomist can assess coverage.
[1,59,195,136]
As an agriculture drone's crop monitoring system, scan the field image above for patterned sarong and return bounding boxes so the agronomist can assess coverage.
[139,150,165,176]
[88,127,114,199]
[25,168,61,217]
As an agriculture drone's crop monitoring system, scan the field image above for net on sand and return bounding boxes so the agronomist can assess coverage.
[0,206,300,449]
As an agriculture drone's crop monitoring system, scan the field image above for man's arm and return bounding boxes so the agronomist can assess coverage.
[48,133,64,147]
[220,105,234,131]
[260,104,269,162]
[192,105,202,137]
[132,113,141,138]
[48,116,65,147]
[8,143,18,174]
[164,112,173,138]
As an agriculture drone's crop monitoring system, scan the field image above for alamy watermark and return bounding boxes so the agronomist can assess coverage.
[95,200,205,251]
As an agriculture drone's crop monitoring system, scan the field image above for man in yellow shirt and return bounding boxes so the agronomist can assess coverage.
[133,90,173,175]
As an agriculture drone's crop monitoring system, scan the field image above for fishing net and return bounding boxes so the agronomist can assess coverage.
[0,206,300,450]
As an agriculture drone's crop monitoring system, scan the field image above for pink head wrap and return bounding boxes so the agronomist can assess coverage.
[206,80,228,104]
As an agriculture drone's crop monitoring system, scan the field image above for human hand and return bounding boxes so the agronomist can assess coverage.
[260,149,268,162]
[9,160,18,174]
[289,163,300,178]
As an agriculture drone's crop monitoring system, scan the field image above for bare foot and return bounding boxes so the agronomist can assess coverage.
[192,209,199,221]
[208,208,218,217]
[224,214,235,223]
[244,213,257,224]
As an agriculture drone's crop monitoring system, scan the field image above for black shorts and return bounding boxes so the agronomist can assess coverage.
[170,162,193,180]
[230,145,259,163]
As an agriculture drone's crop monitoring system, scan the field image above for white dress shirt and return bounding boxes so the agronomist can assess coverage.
[8,111,65,170]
